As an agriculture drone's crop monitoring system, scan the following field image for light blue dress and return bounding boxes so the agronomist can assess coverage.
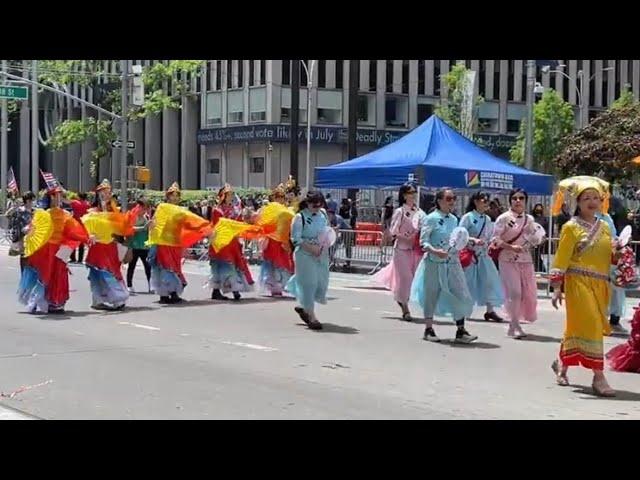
[285,209,330,312]
[597,213,625,318]
[459,210,504,308]
[410,210,474,320]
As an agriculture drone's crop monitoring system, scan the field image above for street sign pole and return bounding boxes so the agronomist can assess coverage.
[120,60,130,211]
[0,85,29,100]
[1,60,8,213]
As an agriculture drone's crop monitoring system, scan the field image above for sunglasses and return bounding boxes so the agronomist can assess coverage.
[310,203,322,208]
[444,196,457,201]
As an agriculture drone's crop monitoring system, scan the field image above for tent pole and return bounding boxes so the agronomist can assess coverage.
[545,193,553,298]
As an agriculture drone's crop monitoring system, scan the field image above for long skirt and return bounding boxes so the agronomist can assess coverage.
[499,261,537,323]
[372,248,422,304]
[464,253,504,308]
[285,249,329,312]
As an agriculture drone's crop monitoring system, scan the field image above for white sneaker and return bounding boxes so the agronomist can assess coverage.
[611,324,628,336]
[128,287,135,294]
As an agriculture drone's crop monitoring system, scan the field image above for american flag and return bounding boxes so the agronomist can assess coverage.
[7,167,18,194]
[40,169,59,191]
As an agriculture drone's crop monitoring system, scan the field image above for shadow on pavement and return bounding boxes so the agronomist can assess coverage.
[295,322,360,334]
[572,385,640,401]
[515,333,561,343]
[438,339,501,349]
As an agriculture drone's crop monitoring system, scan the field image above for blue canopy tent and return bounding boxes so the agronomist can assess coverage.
[314,116,554,195]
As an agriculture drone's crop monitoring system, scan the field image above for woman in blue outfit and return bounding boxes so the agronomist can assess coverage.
[285,191,330,331]
[459,191,505,322]
[410,188,478,343]
[596,212,628,335]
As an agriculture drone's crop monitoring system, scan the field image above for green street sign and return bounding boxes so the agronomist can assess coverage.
[0,85,29,100]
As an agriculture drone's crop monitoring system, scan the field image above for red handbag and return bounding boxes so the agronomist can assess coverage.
[459,216,486,268]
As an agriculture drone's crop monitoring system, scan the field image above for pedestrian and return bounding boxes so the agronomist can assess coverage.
[491,188,545,339]
[410,188,478,343]
[326,193,338,213]
[531,203,549,272]
[381,196,394,245]
[372,183,424,321]
[209,183,254,301]
[327,206,350,268]
[18,184,88,314]
[286,190,331,330]
[126,199,152,294]
[459,191,505,323]
[284,175,301,210]
[85,179,130,311]
[550,176,618,397]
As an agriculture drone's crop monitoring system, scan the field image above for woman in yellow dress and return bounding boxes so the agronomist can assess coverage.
[550,176,618,397]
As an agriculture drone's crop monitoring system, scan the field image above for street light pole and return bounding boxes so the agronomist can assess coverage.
[300,60,316,193]
[1,59,8,212]
[524,59,535,170]
[120,60,130,211]
[31,60,38,192]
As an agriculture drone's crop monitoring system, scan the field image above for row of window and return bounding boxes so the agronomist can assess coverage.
[205,157,264,175]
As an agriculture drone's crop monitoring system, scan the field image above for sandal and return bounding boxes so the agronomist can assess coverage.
[592,381,616,397]
[401,312,413,322]
[551,360,569,386]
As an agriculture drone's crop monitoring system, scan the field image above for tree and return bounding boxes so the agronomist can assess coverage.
[555,103,640,182]
[39,60,205,181]
[510,89,575,173]
[434,64,484,139]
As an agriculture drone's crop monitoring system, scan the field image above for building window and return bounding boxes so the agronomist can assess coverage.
[507,119,521,133]
[507,60,515,101]
[369,60,377,92]
[417,103,433,124]
[418,61,425,95]
[260,60,266,85]
[434,61,441,96]
[385,96,408,128]
[386,60,394,93]
[318,60,326,88]
[317,89,342,124]
[227,90,243,124]
[249,60,255,86]
[238,61,244,87]
[227,61,233,89]
[357,94,376,126]
[402,60,410,94]
[215,60,222,91]
[335,60,344,89]
[493,61,500,100]
[280,87,308,123]
[250,87,266,123]
[206,158,220,175]
[250,157,265,174]
[282,60,291,86]
[301,60,309,87]
[478,118,499,133]
[206,92,222,125]
[478,61,486,98]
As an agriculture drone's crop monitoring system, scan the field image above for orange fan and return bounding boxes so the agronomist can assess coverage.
[147,203,211,248]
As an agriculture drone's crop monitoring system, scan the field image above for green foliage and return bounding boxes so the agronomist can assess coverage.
[434,64,484,138]
[510,89,575,173]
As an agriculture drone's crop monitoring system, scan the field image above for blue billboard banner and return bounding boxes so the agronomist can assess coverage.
[196,124,407,147]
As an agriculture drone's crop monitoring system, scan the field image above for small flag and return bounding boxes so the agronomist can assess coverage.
[7,167,18,194]
[40,169,60,191]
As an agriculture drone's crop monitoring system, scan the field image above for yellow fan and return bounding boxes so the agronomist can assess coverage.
[24,209,54,257]
[81,212,119,244]
[148,203,182,247]
[211,218,257,252]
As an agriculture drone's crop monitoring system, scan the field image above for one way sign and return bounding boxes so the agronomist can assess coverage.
[111,140,136,149]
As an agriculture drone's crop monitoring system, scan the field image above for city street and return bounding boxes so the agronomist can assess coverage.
[1,247,639,420]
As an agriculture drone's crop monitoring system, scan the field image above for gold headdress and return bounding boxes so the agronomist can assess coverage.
[552,175,610,216]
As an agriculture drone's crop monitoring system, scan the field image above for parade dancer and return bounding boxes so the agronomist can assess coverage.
[550,176,618,397]
[84,179,130,311]
[18,183,88,314]
[606,303,640,373]
[491,188,544,339]
[410,188,477,343]
[459,191,505,322]
[148,183,211,304]
[258,183,295,297]
[209,184,254,301]
[372,182,424,321]
[286,191,331,330]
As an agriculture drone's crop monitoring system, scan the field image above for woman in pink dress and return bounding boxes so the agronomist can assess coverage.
[491,188,545,339]
[373,183,425,321]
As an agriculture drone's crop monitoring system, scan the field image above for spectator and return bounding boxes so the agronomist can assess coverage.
[198,199,212,220]
[8,191,36,272]
[327,207,352,271]
[554,202,572,233]
[349,198,358,229]
[487,200,501,221]
[531,203,549,272]
[339,198,351,220]
[126,199,152,294]
[326,193,338,213]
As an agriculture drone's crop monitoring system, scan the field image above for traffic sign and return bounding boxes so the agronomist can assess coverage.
[0,85,29,100]
[111,140,136,149]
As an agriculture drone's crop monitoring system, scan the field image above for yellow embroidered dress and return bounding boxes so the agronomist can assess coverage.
[551,217,613,370]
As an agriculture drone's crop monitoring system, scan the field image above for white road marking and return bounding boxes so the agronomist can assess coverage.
[179,333,191,337]
[0,406,36,420]
[221,341,278,352]
[118,322,160,331]
[352,307,361,311]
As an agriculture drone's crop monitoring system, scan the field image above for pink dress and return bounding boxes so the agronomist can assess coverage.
[372,205,424,304]
[492,210,543,324]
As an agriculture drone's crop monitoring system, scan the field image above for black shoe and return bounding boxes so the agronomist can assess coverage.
[232,291,241,301]
[455,328,478,344]
[423,327,440,342]
[484,311,504,323]
[48,307,65,315]
[159,296,171,304]
[610,314,621,326]
[211,290,230,301]
[294,306,311,325]
[91,303,109,310]
[308,320,323,331]
[170,293,183,304]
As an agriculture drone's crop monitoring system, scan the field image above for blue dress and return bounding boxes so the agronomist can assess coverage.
[285,209,330,311]
[410,210,473,320]
[597,213,625,318]
[459,210,504,308]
